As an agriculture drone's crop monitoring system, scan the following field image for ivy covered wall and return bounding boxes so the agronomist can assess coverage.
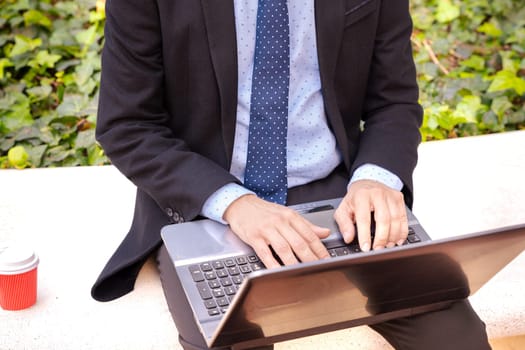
[0,0,524,168]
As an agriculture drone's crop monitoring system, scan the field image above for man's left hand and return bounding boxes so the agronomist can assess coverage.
[333,180,408,252]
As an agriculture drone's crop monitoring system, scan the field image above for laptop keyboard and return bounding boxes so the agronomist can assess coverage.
[189,227,422,316]
[188,255,264,316]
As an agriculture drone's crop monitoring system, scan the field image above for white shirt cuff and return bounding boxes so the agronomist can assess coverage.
[201,183,255,224]
[349,163,404,191]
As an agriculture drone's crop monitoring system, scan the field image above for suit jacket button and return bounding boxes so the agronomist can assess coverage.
[165,208,174,217]
[172,211,181,222]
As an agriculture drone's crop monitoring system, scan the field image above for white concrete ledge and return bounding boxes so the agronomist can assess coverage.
[1,131,524,349]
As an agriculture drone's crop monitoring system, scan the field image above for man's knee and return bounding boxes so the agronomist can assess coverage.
[370,300,490,350]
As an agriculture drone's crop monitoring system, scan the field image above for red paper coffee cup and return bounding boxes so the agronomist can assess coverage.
[0,245,39,311]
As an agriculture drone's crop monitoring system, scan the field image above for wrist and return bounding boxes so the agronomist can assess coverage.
[201,184,255,224]
[223,193,258,224]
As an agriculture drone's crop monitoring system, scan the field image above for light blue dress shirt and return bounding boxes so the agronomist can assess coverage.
[201,0,402,223]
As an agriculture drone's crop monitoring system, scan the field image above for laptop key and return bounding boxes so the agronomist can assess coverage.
[189,265,205,282]
[220,277,233,286]
[212,260,224,269]
[204,299,217,309]
[240,265,252,274]
[217,297,230,307]
[208,308,220,316]
[335,247,350,256]
[200,262,213,271]
[212,288,225,298]
[216,269,229,278]
[208,280,221,289]
[251,262,264,271]
[407,234,421,243]
[236,256,248,265]
[232,275,243,284]
[228,266,240,276]
[248,255,259,263]
[224,258,236,267]
[196,281,213,300]
[224,286,236,295]
[204,271,217,280]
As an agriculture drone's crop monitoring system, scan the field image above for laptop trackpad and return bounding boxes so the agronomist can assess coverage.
[162,220,253,262]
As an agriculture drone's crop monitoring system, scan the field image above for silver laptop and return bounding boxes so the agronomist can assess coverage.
[160,198,525,349]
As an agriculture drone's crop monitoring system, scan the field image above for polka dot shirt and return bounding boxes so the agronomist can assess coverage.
[202,0,402,223]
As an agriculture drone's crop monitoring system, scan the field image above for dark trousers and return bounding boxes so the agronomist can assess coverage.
[156,165,491,349]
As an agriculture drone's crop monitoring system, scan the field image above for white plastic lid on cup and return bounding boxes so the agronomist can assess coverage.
[0,245,39,275]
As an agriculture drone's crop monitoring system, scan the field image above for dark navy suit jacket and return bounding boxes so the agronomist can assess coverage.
[92,0,422,301]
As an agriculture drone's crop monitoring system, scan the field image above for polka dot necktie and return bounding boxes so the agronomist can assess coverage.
[244,0,290,204]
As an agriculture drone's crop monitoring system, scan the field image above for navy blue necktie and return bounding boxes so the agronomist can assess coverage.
[244,0,290,204]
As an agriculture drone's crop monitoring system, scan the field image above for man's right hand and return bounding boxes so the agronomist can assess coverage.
[223,194,331,268]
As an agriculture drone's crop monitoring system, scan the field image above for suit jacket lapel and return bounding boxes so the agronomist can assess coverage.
[314,0,352,167]
[314,0,345,88]
[201,0,238,167]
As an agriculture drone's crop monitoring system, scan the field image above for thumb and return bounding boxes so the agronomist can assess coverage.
[310,224,331,239]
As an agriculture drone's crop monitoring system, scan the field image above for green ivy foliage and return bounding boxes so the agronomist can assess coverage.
[0,0,106,168]
[0,0,524,168]
[411,0,525,140]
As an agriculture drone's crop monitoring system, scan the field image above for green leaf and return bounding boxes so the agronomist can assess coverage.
[500,51,520,74]
[423,111,439,131]
[460,55,485,71]
[0,93,33,132]
[452,95,483,123]
[54,1,80,17]
[8,0,31,12]
[422,104,465,131]
[477,21,503,38]
[75,24,98,47]
[89,8,106,23]
[490,96,513,119]
[56,94,88,117]
[436,0,460,24]
[61,73,77,86]
[23,9,52,29]
[481,111,502,132]
[0,58,14,79]
[75,129,95,149]
[412,6,434,30]
[0,137,15,153]
[25,144,47,167]
[87,143,108,166]
[43,145,75,165]
[26,84,53,100]
[14,126,40,141]
[28,50,62,69]
[507,27,525,46]
[488,70,525,95]
[8,35,42,57]
[505,109,525,125]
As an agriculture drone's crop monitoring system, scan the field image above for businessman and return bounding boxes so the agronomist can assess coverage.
[92,0,490,349]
